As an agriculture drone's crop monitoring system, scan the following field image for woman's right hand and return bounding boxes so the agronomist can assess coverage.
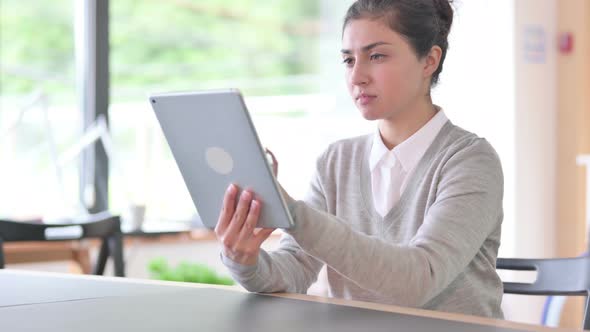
[215,184,275,266]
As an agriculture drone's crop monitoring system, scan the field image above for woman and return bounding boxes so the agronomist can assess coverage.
[214,0,504,318]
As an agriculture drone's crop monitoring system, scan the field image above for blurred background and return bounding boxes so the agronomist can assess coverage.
[1,0,589,328]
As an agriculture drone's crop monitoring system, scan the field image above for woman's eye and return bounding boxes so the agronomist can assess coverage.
[342,57,354,66]
[370,54,385,61]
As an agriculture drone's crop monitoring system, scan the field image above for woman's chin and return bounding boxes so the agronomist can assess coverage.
[359,109,381,121]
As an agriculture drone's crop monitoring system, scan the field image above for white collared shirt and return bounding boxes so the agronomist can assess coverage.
[369,108,448,217]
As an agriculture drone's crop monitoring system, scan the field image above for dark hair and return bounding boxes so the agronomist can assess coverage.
[343,0,454,86]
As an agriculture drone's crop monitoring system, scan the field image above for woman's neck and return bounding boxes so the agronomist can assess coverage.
[378,99,437,150]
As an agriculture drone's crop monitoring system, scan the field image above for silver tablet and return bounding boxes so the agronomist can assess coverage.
[149,89,294,229]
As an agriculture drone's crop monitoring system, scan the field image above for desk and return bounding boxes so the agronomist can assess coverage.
[0,270,581,332]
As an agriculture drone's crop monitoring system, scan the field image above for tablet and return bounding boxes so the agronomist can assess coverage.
[149,89,294,229]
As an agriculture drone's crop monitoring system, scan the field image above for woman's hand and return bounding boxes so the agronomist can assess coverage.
[215,184,276,266]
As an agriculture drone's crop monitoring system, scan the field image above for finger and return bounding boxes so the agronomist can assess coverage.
[253,227,276,246]
[215,184,238,234]
[225,190,253,237]
[238,199,261,241]
[265,148,277,164]
[265,148,278,176]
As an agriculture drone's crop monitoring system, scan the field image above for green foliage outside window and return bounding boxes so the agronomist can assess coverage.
[0,0,320,102]
[148,257,235,285]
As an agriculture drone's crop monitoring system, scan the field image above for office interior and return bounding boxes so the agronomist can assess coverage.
[1,0,589,329]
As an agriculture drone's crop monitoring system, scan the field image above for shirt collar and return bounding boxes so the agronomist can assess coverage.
[369,106,448,172]
[369,130,391,171]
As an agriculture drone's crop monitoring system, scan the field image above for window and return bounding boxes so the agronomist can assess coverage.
[0,1,80,220]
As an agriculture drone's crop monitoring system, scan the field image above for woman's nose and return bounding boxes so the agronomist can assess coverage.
[349,63,369,86]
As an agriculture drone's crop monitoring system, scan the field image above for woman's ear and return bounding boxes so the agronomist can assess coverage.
[423,45,442,79]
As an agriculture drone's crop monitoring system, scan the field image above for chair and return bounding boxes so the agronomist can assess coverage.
[0,211,125,277]
[497,257,590,330]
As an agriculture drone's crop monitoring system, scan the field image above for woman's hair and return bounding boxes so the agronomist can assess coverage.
[343,0,454,86]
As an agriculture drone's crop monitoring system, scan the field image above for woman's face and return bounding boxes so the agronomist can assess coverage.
[341,18,430,121]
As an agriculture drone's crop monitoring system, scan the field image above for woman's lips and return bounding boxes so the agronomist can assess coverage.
[357,94,376,106]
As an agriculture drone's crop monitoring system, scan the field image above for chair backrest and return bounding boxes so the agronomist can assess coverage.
[497,257,590,330]
[0,211,124,277]
[0,211,120,241]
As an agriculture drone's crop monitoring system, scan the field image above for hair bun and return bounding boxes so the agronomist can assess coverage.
[433,0,454,36]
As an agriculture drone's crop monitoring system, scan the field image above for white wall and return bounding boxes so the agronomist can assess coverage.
[511,0,558,325]
[514,0,557,259]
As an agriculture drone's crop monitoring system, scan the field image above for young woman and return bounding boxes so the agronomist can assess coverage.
[214,0,504,318]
